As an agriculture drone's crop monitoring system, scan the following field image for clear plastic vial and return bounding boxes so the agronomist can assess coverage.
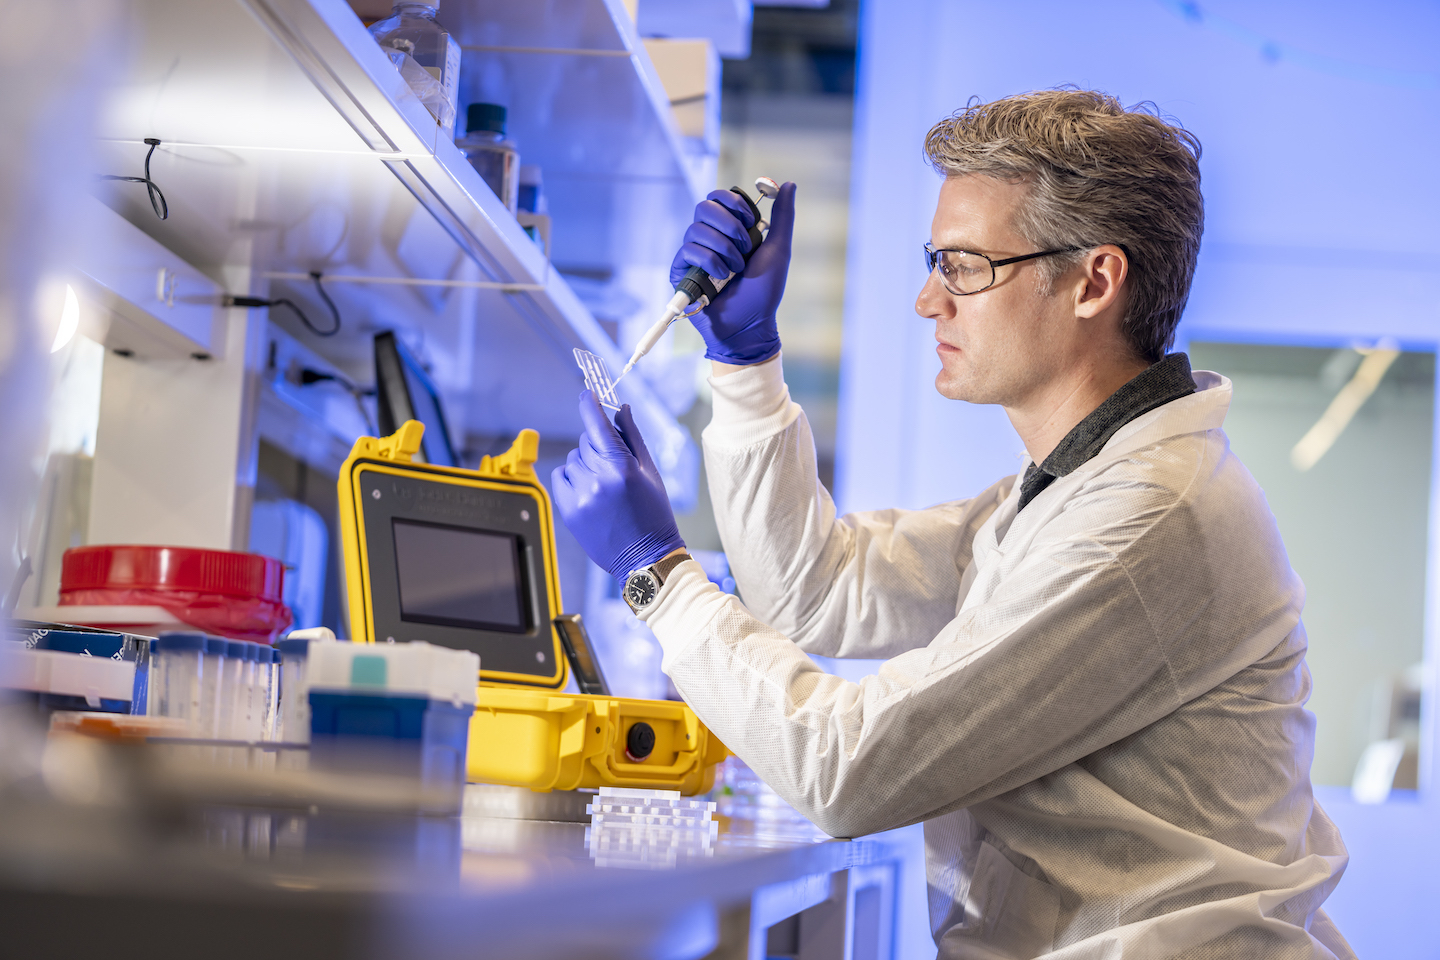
[244,643,262,742]
[261,646,279,741]
[155,632,206,733]
[219,640,248,740]
[457,103,520,213]
[276,636,313,744]
[369,1,461,137]
[198,636,226,738]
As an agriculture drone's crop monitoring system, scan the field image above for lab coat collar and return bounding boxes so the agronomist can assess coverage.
[1099,369,1232,459]
[988,370,1230,552]
[1011,369,1231,477]
[1017,354,1198,512]
[1037,353,1198,479]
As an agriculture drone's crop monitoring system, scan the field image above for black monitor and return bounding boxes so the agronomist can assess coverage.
[391,519,527,633]
[374,330,458,467]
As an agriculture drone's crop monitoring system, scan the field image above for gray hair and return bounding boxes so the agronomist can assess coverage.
[924,89,1204,363]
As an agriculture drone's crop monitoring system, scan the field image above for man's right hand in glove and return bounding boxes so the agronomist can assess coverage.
[668,181,797,369]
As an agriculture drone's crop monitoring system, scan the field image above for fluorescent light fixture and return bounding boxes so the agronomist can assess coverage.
[51,284,79,353]
[1290,341,1400,472]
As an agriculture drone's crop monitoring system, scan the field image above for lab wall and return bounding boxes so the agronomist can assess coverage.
[1187,343,1433,789]
[841,0,1440,515]
[840,1,1440,956]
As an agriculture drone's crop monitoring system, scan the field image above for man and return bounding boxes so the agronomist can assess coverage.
[552,89,1353,959]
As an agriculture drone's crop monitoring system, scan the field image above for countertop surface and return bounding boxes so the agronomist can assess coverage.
[0,780,901,960]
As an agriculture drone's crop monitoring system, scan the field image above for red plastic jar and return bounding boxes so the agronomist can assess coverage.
[60,545,292,644]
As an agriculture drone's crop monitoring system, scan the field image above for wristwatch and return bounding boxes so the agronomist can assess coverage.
[622,552,692,614]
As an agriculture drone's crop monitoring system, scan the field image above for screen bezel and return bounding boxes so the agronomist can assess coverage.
[391,518,528,634]
[349,461,564,687]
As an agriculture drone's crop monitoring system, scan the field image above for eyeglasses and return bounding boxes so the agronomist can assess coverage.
[922,242,1086,296]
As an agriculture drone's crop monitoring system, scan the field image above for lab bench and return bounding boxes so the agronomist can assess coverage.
[0,799,901,960]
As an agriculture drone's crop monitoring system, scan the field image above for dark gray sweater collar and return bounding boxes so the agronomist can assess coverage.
[1018,353,1197,513]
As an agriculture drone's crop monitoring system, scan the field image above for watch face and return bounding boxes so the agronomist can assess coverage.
[624,572,658,609]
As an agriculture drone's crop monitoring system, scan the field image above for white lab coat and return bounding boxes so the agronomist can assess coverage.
[639,356,1355,959]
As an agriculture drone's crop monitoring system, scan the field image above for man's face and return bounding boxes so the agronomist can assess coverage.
[916,175,1077,406]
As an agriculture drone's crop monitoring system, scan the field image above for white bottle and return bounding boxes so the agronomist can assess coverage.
[369,1,461,138]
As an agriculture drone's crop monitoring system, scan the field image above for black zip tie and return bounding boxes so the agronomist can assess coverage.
[99,138,168,220]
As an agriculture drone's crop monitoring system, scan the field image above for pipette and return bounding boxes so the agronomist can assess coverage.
[615,176,780,384]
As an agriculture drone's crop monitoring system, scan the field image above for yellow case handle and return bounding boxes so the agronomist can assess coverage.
[342,421,539,475]
[345,419,425,463]
[481,429,539,479]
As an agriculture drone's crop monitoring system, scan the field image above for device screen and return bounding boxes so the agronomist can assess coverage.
[392,520,526,632]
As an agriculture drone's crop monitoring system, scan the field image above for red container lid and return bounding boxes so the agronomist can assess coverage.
[60,545,284,603]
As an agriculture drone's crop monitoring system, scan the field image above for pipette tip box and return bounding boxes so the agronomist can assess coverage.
[306,640,479,808]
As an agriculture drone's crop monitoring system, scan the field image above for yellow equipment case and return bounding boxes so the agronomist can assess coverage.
[337,421,727,796]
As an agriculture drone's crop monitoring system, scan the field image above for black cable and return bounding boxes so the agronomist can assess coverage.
[309,271,341,336]
[225,275,341,338]
[298,367,376,434]
[299,368,371,395]
[99,138,168,220]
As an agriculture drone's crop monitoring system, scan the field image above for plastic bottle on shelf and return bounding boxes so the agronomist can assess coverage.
[518,164,545,214]
[457,103,520,213]
[369,1,461,137]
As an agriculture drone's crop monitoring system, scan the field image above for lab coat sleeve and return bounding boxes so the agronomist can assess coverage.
[641,461,1300,840]
[702,355,1011,660]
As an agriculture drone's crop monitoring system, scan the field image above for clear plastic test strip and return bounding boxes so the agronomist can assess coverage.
[573,348,620,412]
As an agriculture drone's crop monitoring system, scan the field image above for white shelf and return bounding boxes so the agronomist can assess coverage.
[640,0,753,59]
[91,0,700,493]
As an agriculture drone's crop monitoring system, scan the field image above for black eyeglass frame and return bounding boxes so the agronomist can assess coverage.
[923,242,1088,296]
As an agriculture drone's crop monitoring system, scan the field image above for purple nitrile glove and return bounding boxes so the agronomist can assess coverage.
[550,391,685,583]
[669,181,797,365]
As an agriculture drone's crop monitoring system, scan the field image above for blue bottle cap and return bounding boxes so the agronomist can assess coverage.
[225,639,249,660]
[204,635,228,655]
[270,647,281,664]
[249,643,263,662]
[276,637,311,657]
[156,631,207,652]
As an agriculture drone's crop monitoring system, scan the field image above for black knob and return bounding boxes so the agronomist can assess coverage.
[625,722,656,761]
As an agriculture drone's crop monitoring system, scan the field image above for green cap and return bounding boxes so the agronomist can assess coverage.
[466,102,507,135]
